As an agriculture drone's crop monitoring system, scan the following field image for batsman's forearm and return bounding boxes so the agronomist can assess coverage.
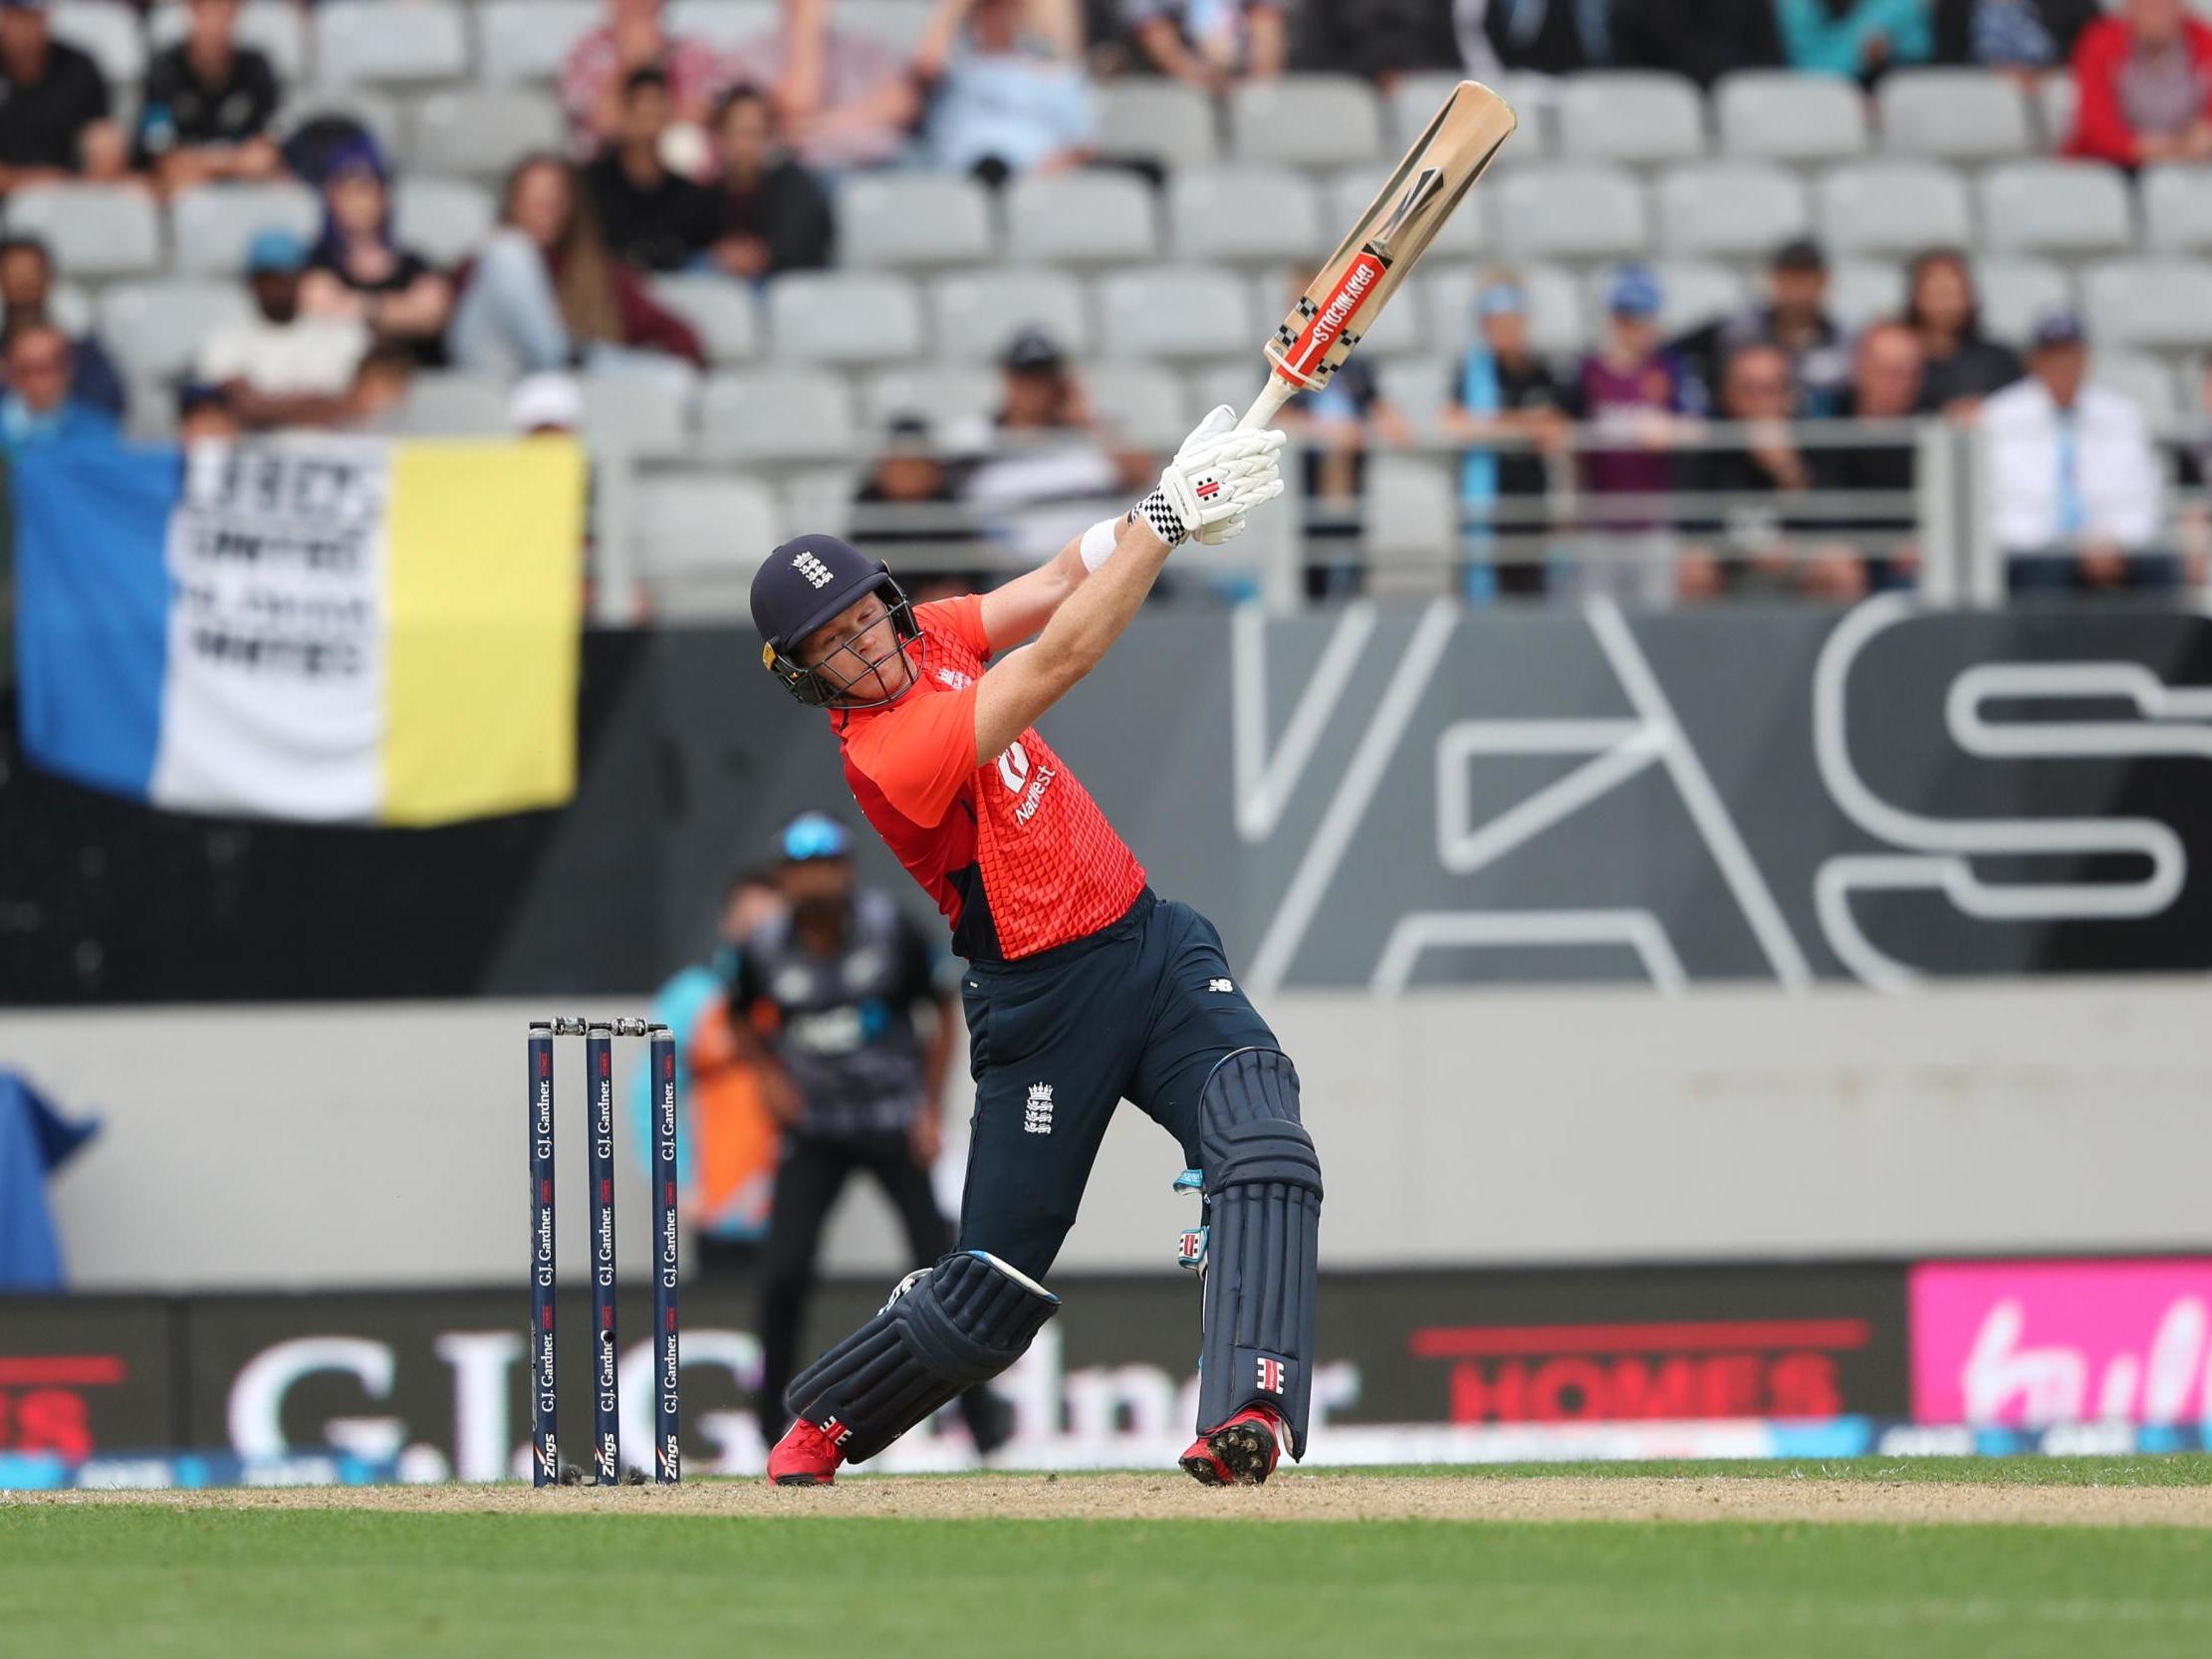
[1033,516,1171,679]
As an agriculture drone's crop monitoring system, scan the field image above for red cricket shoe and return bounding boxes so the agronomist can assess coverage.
[1179,1405,1284,1487]
[767,1418,848,1486]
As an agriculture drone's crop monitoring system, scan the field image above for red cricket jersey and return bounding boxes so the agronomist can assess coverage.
[831,594,1147,961]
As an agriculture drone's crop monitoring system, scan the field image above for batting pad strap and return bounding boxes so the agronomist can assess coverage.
[784,1251,1058,1464]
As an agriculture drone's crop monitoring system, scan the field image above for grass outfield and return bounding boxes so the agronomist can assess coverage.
[5,1459,2211,1659]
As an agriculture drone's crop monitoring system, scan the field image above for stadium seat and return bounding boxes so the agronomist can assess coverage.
[1085,361,1188,450]
[1827,259,1907,331]
[1977,161,2133,256]
[276,89,403,154]
[1818,160,1971,258]
[390,177,496,268]
[578,369,696,453]
[1654,162,1810,260]
[1005,172,1158,267]
[1583,260,1746,338]
[8,185,161,279]
[647,275,759,365]
[861,365,1002,432]
[1098,80,1216,167]
[698,367,856,459]
[1185,358,1262,421]
[314,0,470,85]
[1096,267,1249,361]
[2092,350,2180,421]
[1361,453,1456,595]
[767,271,927,362]
[149,0,307,80]
[1557,72,1705,165]
[474,0,602,84]
[392,371,511,436]
[838,174,995,269]
[2036,75,2077,150]
[98,280,251,381]
[664,0,777,49]
[2083,259,2212,353]
[1427,263,1587,358]
[1971,258,2073,348]
[1327,164,1488,262]
[1168,166,1323,265]
[404,88,565,180]
[1229,76,1384,167]
[1715,71,1868,162]
[2141,165,2212,254]
[839,0,935,57]
[1375,356,1455,435]
[1877,70,2035,160]
[1496,163,1647,262]
[635,473,780,619]
[52,1,144,86]
[931,269,1091,360]
[778,464,860,541]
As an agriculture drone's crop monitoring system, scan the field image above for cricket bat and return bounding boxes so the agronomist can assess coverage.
[1240,82,1519,430]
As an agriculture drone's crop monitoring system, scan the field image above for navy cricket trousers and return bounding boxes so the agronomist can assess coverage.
[953,887,1278,1282]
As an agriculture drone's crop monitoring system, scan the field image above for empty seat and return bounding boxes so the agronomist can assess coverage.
[1085,361,1187,450]
[1558,72,1705,164]
[1005,172,1157,267]
[314,0,470,84]
[861,365,1001,432]
[1497,163,1646,262]
[579,369,696,453]
[648,276,759,365]
[767,271,926,362]
[1096,267,1249,360]
[2036,75,2077,151]
[698,367,856,459]
[664,0,778,49]
[53,1,144,85]
[838,0,935,56]
[838,173,994,268]
[149,0,306,80]
[1972,257,2072,348]
[2092,351,2179,422]
[1655,161,1810,260]
[1327,165,1488,262]
[99,280,250,380]
[2143,165,2212,253]
[391,177,495,268]
[931,269,1090,361]
[1818,160,1971,258]
[778,464,859,541]
[474,0,602,83]
[1228,76,1383,167]
[1427,263,1587,358]
[1827,259,1907,331]
[405,88,565,179]
[635,473,779,618]
[1715,71,1868,163]
[1375,356,1455,435]
[1168,166,1323,265]
[2083,259,2212,353]
[1877,70,2035,160]
[1583,260,1746,338]
[1185,358,1261,422]
[9,185,161,279]
[393,371,511,435]
[1978,161,2132,256]
[1362,453,1455,593]
[1098,80,1216,167]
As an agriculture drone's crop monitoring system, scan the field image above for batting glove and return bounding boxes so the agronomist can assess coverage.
[1131,405,1287,548]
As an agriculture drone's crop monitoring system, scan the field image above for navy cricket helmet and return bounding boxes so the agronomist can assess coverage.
[750,533,919,708]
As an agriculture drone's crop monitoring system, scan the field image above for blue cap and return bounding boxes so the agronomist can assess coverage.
[780,812,853,862]
[1476,281,1526,319]
[245,228,307,275]
[1608,266,1662,319]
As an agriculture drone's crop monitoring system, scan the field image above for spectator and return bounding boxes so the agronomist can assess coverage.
[343,342,415,431]
[133,0,282,194]
[1903,248,2021,414]
[0,0,123,190]
[447,154,704,378]
[727,0,921,170]
[1674,340,1834,600]
[1677,238,1850,419]
[916,0,1098,185]
[300,140,453,367]
[176,381,239,443]
[0,235,123,418]
[1125,0,1286,92]
[852,415,975,600]
[954,328,1135,561]
[509,370,585,435]
[1440,275,1569,598]
[1935,0,2098,75]
[1476,0,1609,78]
[1985,309,2170,593]
[1278,350,1410,600]
[1295,0,1458,84]
[587,68,720,272]
[1775,0,1934,81]
[1610,0,1782,87]
[561,0,726,152]
[0,319,116,445]
[2065,0,2212,168]
[1814,320,1925,590]
[706,85,834,280]
[1568,266,1696,602]
[194,229,370,430]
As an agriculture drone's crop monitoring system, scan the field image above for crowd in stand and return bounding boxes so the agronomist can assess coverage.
[0,0,2206,604]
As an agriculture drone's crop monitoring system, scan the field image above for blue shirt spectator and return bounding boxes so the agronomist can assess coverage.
[919,0,1097,184]
[1775,0,1934,79]
[0,234,123,419]
[0,320,119,446]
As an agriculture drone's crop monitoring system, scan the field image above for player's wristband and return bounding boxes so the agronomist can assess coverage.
[1130,488,1187,548]
[1079,517,1119,572]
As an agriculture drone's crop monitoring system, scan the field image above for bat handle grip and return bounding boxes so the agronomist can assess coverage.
[1239,377,1295,430]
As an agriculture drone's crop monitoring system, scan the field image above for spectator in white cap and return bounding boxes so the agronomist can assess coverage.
[510,371,585,435]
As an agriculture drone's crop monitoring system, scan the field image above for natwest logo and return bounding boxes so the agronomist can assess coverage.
[1411,1318,1869,1423]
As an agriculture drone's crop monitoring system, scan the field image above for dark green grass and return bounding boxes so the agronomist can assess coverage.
[7,1503,2212,1659]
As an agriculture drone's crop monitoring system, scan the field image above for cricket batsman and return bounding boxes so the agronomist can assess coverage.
[748,406,1320,1487]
